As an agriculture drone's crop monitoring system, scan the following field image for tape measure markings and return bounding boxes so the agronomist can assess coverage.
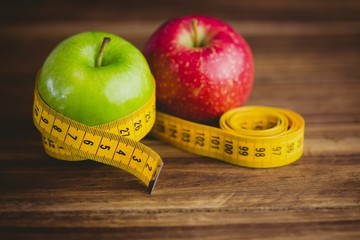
[33,87,163,194]
[34,79,305,193]
[152,107,304,168]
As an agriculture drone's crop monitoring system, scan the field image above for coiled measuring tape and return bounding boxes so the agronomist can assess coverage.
[151,106,305,168]
[32,86,163,194]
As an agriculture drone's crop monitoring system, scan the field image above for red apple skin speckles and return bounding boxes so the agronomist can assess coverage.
[144,15,254,123]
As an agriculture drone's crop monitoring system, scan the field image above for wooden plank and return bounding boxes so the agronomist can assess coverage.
[1,0,360,239]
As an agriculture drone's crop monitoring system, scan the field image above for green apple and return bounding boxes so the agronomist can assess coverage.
[37,31,154,126]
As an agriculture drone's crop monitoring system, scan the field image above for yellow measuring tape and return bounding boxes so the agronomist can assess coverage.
[151,106,305,168]
[32,86,163,194]
[33,82,305,193]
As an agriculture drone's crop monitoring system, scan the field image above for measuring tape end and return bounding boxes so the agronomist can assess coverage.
[148,161,164,195]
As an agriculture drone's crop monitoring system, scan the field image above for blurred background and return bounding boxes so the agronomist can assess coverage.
[2,0,359,76]
[1,0,359,126]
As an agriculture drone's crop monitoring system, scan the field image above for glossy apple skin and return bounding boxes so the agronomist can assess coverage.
[144,15,254,123]
[38,31,154,126]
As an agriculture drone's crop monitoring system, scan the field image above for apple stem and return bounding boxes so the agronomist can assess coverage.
[96,37,111,67]
[191,19,199,48]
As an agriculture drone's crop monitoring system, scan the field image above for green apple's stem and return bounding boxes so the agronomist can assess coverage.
[191,19,199,48]
[96,37,111,67]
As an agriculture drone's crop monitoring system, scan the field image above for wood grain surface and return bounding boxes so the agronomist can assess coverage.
[1,1,360,239]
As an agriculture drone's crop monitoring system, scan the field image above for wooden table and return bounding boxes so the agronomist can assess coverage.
[1,1,359,239]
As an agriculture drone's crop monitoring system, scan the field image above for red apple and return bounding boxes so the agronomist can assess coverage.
[144,15,254,123]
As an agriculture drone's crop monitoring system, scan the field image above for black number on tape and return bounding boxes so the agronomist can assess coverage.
[134,120,142,131]
[83,140,94,146]
[116,149,126,156]
[272,146,282,155]
[100,144,110,150]
[210,136,220,149]
[34,105,40,117]
[43,137,55,148]
[255,147,266,157]
[287,143,295,153]
[48,139,55,148]
[68,133,78,141]
[132,155,141,163]
[145,112,151,122]
[145,163,152,171]
[239,146,249,156]
[181,129,190,143]
[53,125,62,133]
[120,127,130,136]
[155,120,165,133]
[224,140,233,155]
[41,116,48,124]
[169,124,177,138]
[195,132,205,147]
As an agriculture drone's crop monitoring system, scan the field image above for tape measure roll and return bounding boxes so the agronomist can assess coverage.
[152,106,305,168]
[33,86,163,194]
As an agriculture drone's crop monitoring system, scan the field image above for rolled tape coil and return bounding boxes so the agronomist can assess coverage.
[152,106,305,168]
